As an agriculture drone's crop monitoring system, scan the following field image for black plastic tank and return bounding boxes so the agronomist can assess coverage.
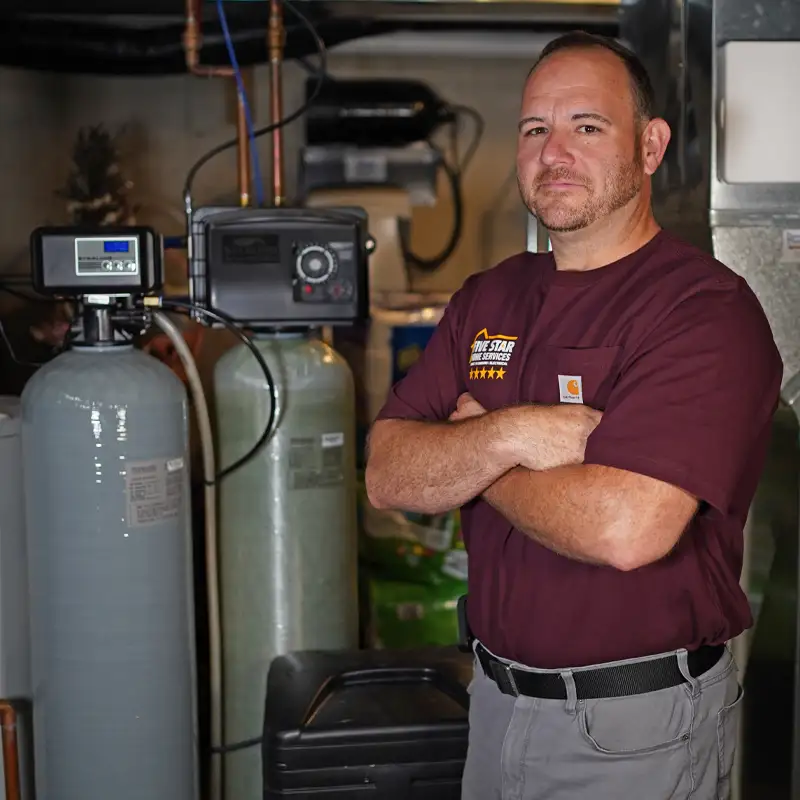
[262,646,472,799]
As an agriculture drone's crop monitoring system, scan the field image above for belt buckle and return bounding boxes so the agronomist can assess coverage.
[490,659,520,697]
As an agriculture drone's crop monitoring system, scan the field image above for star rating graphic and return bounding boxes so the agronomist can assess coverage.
[470,366,506,380]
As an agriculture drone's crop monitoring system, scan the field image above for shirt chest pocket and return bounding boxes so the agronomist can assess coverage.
[531,345,622,411]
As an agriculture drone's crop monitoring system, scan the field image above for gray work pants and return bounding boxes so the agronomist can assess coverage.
[461,643,743,800]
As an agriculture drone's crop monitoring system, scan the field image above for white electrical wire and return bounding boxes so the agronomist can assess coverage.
[151,310,223,800]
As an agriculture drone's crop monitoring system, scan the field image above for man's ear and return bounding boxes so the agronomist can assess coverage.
[641,117,671,176]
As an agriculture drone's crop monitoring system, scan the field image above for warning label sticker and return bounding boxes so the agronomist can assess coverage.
[125,457,185,528]
[289,433,345,491]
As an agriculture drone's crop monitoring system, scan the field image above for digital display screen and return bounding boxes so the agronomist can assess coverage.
[104,240,130,253]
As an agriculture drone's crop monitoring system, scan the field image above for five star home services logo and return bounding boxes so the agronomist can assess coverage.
[468,329,518,380]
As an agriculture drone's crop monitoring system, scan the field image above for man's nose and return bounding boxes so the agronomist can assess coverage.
[540,131,574,167]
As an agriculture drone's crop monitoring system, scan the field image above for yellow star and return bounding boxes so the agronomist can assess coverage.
[480,368,487,379]
[495,367,506,379]
[488,368,496,379]
[469,369,476,379]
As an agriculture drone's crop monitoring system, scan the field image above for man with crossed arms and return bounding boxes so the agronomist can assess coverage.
[365,31,781,800]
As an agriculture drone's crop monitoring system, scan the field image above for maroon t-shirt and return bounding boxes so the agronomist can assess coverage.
[375,230,782,668]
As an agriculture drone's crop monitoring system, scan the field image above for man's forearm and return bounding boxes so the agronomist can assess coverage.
[365,415,516,514]
[483,464,697,571]
[483,465,616,564]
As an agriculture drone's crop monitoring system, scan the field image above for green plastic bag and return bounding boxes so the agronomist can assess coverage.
[357,475,467,586]
[365,573,467,649]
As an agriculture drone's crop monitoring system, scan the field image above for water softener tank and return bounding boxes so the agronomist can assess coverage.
[21,345,197,800]
[214,332,359,800]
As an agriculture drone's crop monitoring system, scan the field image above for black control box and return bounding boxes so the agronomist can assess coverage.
[30,225,162,297]
[189,206,370,328]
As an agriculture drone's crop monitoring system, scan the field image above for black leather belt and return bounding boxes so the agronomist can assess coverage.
[476,642,725,700]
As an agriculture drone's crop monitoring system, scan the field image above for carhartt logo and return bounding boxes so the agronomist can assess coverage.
[558,374,583,404]
[468,329,518,381]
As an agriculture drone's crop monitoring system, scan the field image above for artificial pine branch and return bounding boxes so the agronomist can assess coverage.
[57,124,138,226]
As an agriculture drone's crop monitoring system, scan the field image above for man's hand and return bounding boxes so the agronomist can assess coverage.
[515,404,602,471]
[449,393,602,471]
[449,393,487,422]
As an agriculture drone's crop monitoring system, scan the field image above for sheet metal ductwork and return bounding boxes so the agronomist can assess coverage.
[613,3,799,796]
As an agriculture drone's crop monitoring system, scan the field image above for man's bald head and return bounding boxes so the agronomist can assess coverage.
[528,32,655,125]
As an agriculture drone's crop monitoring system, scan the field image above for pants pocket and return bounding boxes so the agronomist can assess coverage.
[575,685,695,799]
[579,684,695,756]
[716,684,744,800]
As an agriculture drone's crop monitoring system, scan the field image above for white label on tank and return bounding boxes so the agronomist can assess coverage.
[781,229,800,263]
[321,432,345,449]
[125,458,184,528]
[289,436,344,491]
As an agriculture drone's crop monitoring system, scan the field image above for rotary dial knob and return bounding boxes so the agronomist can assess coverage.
[296,244,337,284]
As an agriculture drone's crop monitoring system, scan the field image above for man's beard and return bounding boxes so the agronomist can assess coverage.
[519,151,643,233]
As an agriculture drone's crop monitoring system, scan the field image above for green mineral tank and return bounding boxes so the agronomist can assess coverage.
[213,331,359,800]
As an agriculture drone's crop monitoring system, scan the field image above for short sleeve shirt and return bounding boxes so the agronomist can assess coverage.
[376,231,783,668]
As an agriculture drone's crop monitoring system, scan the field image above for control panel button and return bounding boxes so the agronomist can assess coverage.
[328,280,354,301]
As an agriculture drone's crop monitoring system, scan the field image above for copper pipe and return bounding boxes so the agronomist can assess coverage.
[183,0,252,206]
[183,0,234,78]
[237,94,251,206]
[268,0,286,206]
[0,702,21,800]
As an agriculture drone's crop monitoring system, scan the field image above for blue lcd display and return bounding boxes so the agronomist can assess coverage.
[103,240,130,253]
